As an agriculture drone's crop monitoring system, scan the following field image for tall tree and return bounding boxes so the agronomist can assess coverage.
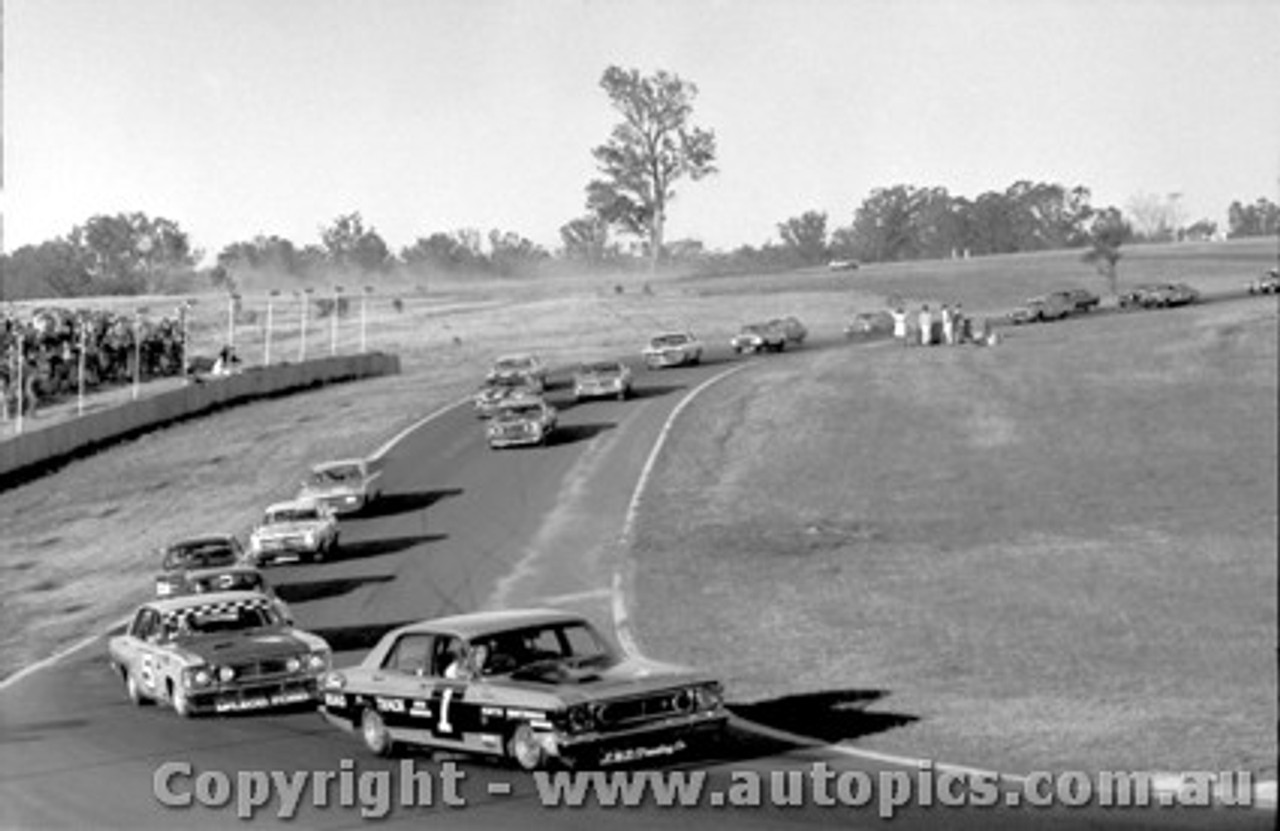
[1082,207,1130,296]
[319,212,391,273]
[558,215,615,264]
[67,212,196,294]
[586,66,717,273]
[776,211,830,265]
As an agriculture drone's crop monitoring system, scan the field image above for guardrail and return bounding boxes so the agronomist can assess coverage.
[0,352,401,485]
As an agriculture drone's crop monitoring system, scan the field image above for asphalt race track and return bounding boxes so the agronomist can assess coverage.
[0,318,1270,829]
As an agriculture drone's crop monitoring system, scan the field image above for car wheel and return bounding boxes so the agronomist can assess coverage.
[507,723,545,771]
[362,708,396,757]
[123,668,150,707]
[170,681,194,719]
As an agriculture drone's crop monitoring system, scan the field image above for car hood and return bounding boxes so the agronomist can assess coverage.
[175,629,322,665]
[494,654,715,704]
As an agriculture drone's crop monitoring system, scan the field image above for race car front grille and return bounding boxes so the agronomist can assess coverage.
[593,689,697,730]
[232,658,298,681]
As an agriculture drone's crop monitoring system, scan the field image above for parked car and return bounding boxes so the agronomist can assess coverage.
[486,354,547,393]
[108,590,331,717]
[1047,288,1101,312]
[486,396,558,448]
[474,375,542,418]
[767,316,808,346]
[828,259,860,271]
[318,608,727,769]
[1008,293,1073,324]
[247,499,340,565]
[572,360,633,401]
[844,311,893,339]
[297,458,383,516]
[154,535,247,598]
[1248,269,1279,295]
[730,322,786,354]
[642,332,702,369]
[1119,283,1200,309]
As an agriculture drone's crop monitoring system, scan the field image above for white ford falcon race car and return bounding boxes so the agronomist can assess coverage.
[642,332,703,369]
[107,591,331,717]
[247,499,340,565]
[297,458,383,516]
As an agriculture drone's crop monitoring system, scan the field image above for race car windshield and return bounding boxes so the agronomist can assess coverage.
[652,335,688,347]
[496,404,541,419]
[163,543,239,571]
[475,621,615,677]
[191,572,265,593]
[267,508,321,524]
[582,362,622,374]
[179,605,280,636]
[495,358,534,371]
[311,466,360,484]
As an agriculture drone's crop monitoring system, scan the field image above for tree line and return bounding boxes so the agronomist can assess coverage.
[3,65,1276,301]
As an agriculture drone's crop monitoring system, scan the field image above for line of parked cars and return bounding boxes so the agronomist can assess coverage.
[1117,282,1200,310]
[1009,288,1101,324]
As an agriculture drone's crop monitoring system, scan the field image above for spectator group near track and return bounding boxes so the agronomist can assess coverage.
[889,303,995,347]
[1,305,188,418]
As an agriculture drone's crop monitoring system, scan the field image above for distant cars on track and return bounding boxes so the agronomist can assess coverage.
[486,353,548,393]
[730,322,786,354]
[1119,282,1200,309]
[318,608,727,769]
[486,395,558,449]
[154,535,247,598]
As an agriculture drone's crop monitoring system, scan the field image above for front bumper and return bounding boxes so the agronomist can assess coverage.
[489,428,546,448]
[189,678,320,715]
[314,494,365,515]
[551,710,728,765]
[644,351,690,367]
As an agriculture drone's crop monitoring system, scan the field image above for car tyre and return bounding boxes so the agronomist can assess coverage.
[170,681,194,718]
[362,708,396,757]
[507,723,545,771]
[123,668,150,707]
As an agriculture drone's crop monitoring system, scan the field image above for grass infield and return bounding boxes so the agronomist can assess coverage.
[1,241,1276,778]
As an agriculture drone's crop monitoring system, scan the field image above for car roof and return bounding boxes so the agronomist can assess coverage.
[164,534,238,549]
[312,458,365,471]
[264,499,323,514]
[495,353,536,362]
[142,589,273,614]
[387,608,587,640]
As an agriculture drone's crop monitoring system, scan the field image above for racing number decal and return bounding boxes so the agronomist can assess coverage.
[437,688,455,733]
[139,653,156,689]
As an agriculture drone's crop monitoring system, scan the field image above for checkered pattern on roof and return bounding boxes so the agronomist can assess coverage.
[162,596,272,626]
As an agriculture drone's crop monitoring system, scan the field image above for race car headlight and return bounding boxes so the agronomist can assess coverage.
[322,671,346,691]
[286,657,303,673]
[307,652,329,672]
[694,683,724,711]
[187,668,213,689]
[218,666,236,683]
[565,704,594,734]
[303,532,316,547]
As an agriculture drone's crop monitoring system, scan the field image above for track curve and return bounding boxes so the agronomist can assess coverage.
[1,334,1269,829]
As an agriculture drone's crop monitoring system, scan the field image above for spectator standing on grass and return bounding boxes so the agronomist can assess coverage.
[918,305,933,346]
[890,307,908,344]
[941,304,954,345]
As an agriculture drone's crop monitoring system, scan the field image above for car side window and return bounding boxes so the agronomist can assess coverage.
[134,609,161,642]
[130,609,150,639]
[381,633,435,676]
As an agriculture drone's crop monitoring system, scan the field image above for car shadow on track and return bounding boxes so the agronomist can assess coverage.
[627,383,687,401]
[273,574,396,605]
[546,423,616,446]
[308,619,423,653]
[727,689,917,746]
[354,488,464,520]
[324,533,448,563]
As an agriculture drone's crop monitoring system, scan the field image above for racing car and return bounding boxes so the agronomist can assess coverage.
[318,608,727,769]
[642,332,702,369]
[572,360,634,401]
[474,374,542,418]
[486,353,548,393]
[154,535,248,598]
[486,395,558,448]
[297,458,383,516]
[108,590,331,717]
[246,499,340,565]
[730,322,786,354]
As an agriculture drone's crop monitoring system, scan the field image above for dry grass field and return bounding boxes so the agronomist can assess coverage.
[1,240,1276,779]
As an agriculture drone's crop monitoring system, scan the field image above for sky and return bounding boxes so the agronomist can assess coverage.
[4,0,1279,263]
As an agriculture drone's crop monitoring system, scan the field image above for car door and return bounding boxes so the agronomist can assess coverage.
[126,608,165,696]
[363,632,441,742]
